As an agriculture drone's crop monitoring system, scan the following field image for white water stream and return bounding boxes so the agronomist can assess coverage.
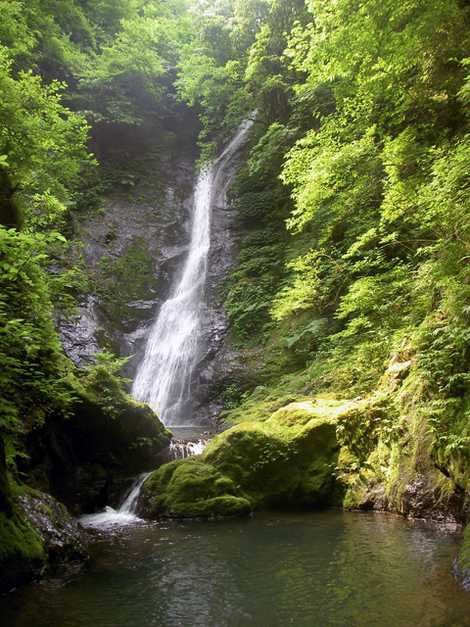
[79,473,149,529]
[132,119,254,426]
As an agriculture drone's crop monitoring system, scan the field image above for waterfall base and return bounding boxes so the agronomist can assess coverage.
[78,428,215,529]
[79,474,149,530]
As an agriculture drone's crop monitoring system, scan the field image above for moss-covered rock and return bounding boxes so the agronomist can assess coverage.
[454,523,470,591]
[18,491,89,566]
[0,437,45,591]
[334,393,465,521]
[0,488,89,592]
[0,507,46,592]
[139,399,341,519]
[139,458,252,518]
[205,400,340,507]
[45,361,172,513]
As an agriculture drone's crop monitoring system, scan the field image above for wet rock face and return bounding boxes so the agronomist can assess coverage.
[60,151,196,374]
[0,490,89,593]
[344,473,463,523]
[61,128,248,428]
[398,475,462,523]
[59,297,101,365]
[18,492,89,568]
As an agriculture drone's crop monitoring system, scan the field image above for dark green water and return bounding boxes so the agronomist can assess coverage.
[1,512,469,627]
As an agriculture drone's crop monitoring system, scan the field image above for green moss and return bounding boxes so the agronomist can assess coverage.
[141,399,341,518]
[95,236,156,323]
[454,523,470,590]
[167,496,252,519]
[222,389,304,425]
[0,507,46,590]
[206,400,340,507]
[0,510,44,561]
[69,357,171,473]
[140,459,252,519]
[221,364,349,426]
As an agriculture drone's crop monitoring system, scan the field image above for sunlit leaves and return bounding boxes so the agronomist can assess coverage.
[0,46,92,227]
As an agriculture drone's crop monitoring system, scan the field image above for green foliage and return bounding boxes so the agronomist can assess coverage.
[0,1,35,61]
[0,11,97,483]
[81,5,191,125]
[71,351,133,418]
[175,2,262,144]
[222,383,243,411]
[0,46,92,228]
[283,128,383,236]
[290,0,468,135]
[0,228,73,471]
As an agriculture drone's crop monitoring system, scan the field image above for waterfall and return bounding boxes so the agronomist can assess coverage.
[118,473,150,514]
[79,473,149,529]
[132,118,254,426]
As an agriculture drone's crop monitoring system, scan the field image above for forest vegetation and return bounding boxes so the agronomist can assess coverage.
[0,0,469,593]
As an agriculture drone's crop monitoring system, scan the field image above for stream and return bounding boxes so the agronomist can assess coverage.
[1,512,469,627]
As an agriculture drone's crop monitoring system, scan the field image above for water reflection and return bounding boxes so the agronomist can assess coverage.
[1,512,468,627]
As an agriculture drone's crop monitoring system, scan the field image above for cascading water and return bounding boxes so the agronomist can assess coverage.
[132,118,254,426]
[79,473,150,529]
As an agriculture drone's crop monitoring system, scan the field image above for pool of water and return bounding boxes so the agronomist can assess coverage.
[1,511,469,627]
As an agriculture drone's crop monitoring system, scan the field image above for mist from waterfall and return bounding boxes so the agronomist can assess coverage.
[132,118,254,426]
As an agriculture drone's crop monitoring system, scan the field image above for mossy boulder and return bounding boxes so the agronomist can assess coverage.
[454,523,470,591]
[139,399,341,519]
[0,489,89,592]
[45,364,172,513]
[0,507,46,591]
[138,458,252,518]
[70,387,171,474]
[0,438,45,591]
[205,400,340,507]
[18,491,89,566]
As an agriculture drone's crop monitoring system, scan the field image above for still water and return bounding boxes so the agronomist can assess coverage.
[1,511,469,627]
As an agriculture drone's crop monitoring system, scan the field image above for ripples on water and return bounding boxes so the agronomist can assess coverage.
[1,512,469,627]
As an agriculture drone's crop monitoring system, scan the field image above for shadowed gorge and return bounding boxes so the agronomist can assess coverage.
[0,0,469,623]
